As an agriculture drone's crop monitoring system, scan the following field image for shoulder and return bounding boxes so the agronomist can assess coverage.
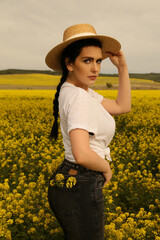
[60,83,89,103]
[88,88,104,103]
[59,84,91,115]
[68,88,90,108]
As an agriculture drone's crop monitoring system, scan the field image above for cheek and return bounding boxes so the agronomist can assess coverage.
[97,64,101,72]
[76,65,87,76]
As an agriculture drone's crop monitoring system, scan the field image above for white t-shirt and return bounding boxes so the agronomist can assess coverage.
[58,81,116,163]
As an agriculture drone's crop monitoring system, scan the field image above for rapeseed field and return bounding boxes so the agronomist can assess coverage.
[0,90,159,240]
[0,74,157,86]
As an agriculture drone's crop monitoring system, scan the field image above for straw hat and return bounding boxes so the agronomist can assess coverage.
[45,23,121,71]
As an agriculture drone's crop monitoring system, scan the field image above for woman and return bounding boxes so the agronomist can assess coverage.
[46,23,131,240]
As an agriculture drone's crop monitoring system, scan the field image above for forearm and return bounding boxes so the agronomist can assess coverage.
[108,51,131,113]
[77,149,110,173]
[116,65,131,113]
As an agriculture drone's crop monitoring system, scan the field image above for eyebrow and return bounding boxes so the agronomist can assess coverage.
[81,57,103,61]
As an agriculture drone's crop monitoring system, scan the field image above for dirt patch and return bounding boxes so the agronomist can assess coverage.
[0,84,160,90]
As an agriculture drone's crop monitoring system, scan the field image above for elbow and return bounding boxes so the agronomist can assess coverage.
[128,104,132,113]
[73,150,90,166]
[75,157,84,165]
[75,154,86,165]
[121,105,131,114]
[125,106,131,113]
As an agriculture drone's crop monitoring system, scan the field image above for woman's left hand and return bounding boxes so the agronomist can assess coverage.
[106,51,127,70]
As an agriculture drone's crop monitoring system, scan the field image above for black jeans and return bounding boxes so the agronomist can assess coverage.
[48,158,106,240]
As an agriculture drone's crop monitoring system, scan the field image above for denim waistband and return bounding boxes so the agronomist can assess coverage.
[63,158,102,175]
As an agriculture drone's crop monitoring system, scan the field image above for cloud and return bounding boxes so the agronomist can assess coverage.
[0,0,160,73]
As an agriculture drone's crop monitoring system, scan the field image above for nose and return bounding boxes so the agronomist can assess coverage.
[91,62,99,73]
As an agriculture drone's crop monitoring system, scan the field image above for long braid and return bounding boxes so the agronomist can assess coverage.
[50,68,68,140]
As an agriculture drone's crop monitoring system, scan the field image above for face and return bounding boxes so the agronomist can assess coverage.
[66,46,103,91]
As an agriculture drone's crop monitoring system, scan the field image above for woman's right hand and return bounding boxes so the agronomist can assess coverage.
[106,51,127,70]
[103,166,112,186]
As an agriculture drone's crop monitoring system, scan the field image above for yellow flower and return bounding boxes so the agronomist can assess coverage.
[39,209,44,217]
[19,214,24,219]
[1,89,160,240]
[50,179,55,186]
[50,229,54,234]
[108,196,113,204]
[27,228,36,234]
[33,216,39,222]
[116,206,122,213]
[7,219,14,225]
[55,173,65,187]
[15,218,24,224]
[5,230,11,240]
[6,212,12,218]
[66,177,77,188]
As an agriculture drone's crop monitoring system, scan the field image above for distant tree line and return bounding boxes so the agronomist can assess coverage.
[0,69,59,75]
[0,69,159,82]
[100,72,160,82]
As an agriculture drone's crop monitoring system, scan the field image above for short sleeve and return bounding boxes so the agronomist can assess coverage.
[66,89,97,135]
[94,91,104,103]
[89,89,104,103]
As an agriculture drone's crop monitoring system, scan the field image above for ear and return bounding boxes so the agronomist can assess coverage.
[65,57,73,71]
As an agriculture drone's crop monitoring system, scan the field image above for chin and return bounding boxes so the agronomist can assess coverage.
[89,81,96,86]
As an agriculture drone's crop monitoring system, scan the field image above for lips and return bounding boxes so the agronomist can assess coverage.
[88,76,97,80]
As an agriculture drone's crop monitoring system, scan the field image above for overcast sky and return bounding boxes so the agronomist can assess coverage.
[0,0,160,73]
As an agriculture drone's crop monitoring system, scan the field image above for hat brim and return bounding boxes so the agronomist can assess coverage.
[45,35,121,71]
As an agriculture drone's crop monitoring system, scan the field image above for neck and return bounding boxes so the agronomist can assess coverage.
[66,76,89,92]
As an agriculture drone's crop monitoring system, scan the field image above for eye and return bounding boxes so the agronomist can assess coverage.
[97,59,102,64]
[83,59,90,63]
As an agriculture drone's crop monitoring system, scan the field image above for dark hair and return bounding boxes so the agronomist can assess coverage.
[49,38,102,140]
